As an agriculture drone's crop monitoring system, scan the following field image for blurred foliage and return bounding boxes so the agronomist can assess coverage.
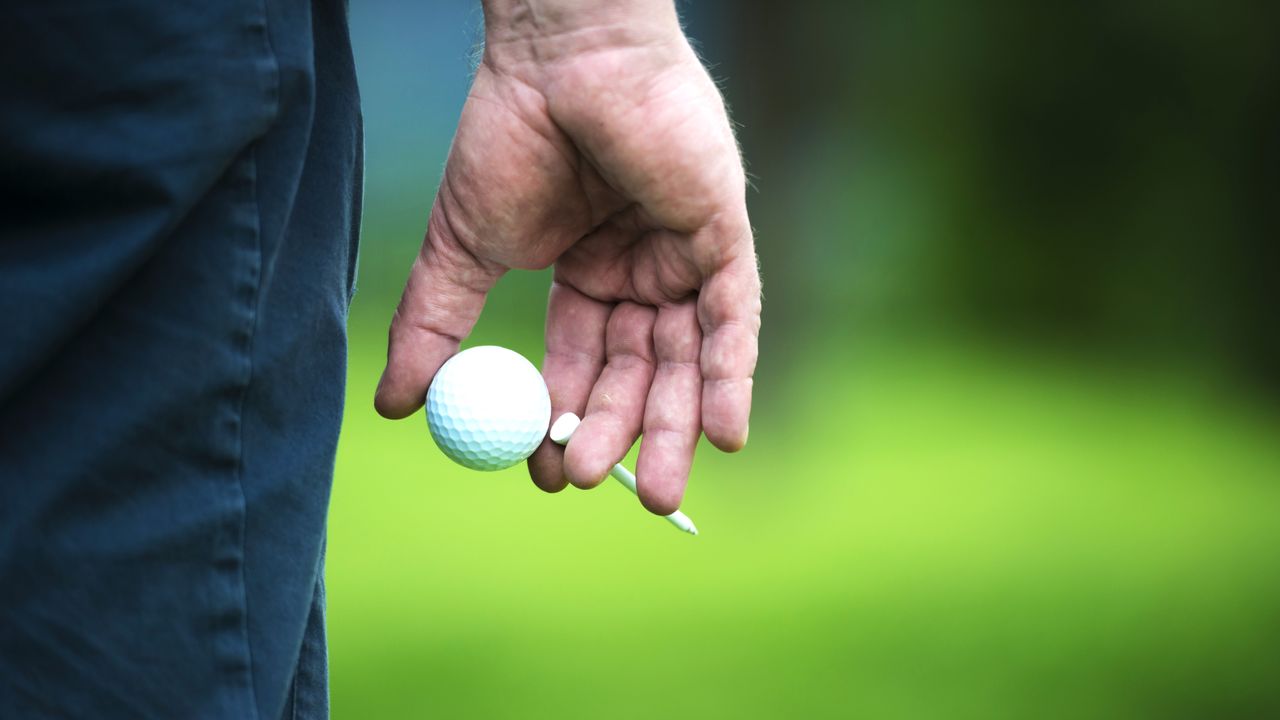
[728,1,1278,377]
[331,2,1280,717]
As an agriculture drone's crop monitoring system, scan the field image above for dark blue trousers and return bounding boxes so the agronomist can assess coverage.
[0,2,361,718]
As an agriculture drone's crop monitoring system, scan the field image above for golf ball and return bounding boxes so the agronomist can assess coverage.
[425,345,551,471]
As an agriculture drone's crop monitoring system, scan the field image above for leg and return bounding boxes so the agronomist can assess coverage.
[0,1,359,717]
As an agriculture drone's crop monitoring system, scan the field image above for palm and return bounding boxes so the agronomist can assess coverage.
[443,56,722,306]
[377,42,760,515]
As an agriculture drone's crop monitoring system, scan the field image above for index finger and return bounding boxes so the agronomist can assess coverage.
[526,282,610,493]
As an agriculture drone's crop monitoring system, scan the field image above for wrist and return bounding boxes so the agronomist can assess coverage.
[481,0,685,71]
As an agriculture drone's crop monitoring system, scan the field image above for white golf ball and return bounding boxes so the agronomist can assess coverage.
[425,345,551,471]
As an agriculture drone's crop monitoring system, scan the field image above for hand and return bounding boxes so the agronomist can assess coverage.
[374,2,760,515]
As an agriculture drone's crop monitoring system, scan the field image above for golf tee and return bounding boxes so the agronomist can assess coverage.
[548,413,700,536]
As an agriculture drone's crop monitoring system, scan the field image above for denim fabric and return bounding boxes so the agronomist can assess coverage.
[0,1,360,718]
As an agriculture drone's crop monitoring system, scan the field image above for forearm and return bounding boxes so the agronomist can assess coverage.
[480,0,684,68]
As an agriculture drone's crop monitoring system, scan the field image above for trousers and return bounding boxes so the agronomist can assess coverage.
[0,1,361,718]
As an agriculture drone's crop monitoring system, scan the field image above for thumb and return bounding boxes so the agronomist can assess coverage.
[375,208,504,419]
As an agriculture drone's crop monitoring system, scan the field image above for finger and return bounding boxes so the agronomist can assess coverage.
[375,204,503,419]
[636,299,702,516]
[697,225,761,452]
[563,302,657,489]
[526,282,610,493]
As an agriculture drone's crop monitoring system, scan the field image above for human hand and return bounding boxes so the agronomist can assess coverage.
[375,0,760,515]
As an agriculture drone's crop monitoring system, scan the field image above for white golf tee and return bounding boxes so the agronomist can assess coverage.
[549,413,699,536]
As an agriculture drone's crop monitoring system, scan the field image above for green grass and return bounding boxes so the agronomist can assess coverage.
[328,304,1280,718]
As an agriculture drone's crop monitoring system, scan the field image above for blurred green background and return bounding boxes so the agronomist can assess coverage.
[329,2,1280,717]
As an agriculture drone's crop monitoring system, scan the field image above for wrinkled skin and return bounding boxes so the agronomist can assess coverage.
[375,19,760,515]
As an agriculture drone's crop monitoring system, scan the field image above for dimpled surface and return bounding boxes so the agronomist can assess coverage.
[426,346,551,471]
